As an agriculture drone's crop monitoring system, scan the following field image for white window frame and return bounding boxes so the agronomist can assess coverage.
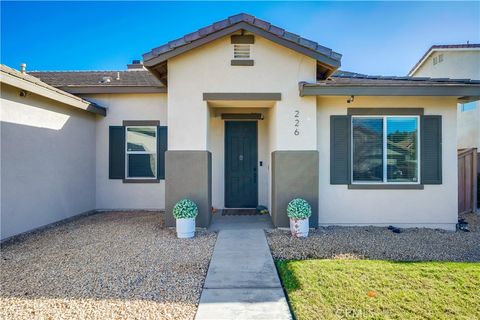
[125,126,157,179]
[233,43,252,60]
[351,115,421,185]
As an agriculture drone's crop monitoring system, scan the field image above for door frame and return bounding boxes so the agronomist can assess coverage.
[224,121,258,208]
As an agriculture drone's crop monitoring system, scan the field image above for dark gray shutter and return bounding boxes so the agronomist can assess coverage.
[330,115,351,184]
[421,115,442,184]
[109,126,125,179]
[157,126,168,180]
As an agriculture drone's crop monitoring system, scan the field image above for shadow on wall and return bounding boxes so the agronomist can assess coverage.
[1,94,96,240]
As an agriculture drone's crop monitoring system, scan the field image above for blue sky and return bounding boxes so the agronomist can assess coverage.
[1,1,479,75]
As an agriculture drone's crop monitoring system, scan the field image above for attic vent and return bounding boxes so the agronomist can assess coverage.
[234,44,250,59]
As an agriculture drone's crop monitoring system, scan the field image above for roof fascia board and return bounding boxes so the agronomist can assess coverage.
[144,21,340,70]
[299,83,480,97]
[60,86,167,94]
[1,71,106,116]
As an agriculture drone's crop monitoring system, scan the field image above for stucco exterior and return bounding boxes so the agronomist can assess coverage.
[317,96,458,230]
[1,84,96,240]
[167,34,318,213]
[413,50,480,80]
[167,34,318,152]
[2,21,473,239]
[80,93,168,210]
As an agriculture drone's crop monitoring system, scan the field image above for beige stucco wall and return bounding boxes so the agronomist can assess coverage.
[1,84,96,240]
[412,49,480,150]
[167,33,318,210]
[167,34,318,152]
[317,96,458,230]
[80,93,168,210]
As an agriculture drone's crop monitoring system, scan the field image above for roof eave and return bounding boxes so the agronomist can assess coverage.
[299,82,480,99]
[143,21,340,78]
[1,67,106,116]
[59,86,167,94]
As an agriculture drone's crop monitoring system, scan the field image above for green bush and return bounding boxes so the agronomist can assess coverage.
[287,198,312,220]
[173,199,198,219]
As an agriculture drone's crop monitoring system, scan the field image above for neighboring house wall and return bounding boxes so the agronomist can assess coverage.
[413,50,480,79]
[1,84,96,240]
[457,105,480,150]
[80,93,168,210]
[411,49,480,150]
[317,96,458,230]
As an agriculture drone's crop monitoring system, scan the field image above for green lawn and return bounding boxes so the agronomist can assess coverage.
[276,260,480,320]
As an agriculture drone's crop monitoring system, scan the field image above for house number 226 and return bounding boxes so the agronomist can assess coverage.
[294,110,300,136]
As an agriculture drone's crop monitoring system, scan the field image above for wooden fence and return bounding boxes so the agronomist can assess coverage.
[458,148,478,214]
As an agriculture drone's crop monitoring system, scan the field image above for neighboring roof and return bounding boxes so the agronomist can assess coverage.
[28,70,166,94]
[408,44,480,76]
[143,13,342,83]
[0,64,106,116]
[300,74,480,97]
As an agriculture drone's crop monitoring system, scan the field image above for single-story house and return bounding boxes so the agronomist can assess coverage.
[2,13,480,240]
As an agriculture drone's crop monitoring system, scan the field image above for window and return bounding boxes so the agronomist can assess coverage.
[233,44,251,59]
[126,126,157,178]
[433,56,438,65]
[352,116,419,184]
[438,53,444,63]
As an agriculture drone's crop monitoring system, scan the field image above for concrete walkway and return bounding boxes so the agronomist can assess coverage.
[195,218,292,320]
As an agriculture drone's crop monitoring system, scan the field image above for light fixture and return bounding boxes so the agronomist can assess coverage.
[347,95,355,103]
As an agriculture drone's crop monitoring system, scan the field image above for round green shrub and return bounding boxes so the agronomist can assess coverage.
[173,199,198,219]
[287,198,312,220]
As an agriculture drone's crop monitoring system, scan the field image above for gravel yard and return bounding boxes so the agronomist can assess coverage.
[267,213,480,262]
[0,211,217,320]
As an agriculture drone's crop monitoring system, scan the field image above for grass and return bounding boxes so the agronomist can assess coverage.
[276,260,480,320]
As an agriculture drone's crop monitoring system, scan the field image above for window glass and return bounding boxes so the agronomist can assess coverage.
[127,127,156,152]
[126,126,157,178]
[127,154,156,178]
[352,118,384,182]
[387,117,418,182]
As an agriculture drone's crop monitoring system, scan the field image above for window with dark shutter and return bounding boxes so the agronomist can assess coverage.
[110,122,167,182]
[330,111,442,188]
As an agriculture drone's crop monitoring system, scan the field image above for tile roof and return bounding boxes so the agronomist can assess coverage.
[408,43,480,76]
[142,13,342,67]
[1,64,106,115]
[28,70,164,88]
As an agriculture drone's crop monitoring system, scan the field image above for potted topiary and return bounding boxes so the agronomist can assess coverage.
[287,198,312,238]
[173,199,198,238]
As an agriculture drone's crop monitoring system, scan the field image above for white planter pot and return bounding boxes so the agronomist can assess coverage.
[290,218,309,238]
[176,217,195,238]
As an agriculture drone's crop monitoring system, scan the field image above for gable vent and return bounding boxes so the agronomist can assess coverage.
[234,44,251,59]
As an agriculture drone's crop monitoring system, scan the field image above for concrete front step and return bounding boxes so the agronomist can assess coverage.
[196,288,291,320]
